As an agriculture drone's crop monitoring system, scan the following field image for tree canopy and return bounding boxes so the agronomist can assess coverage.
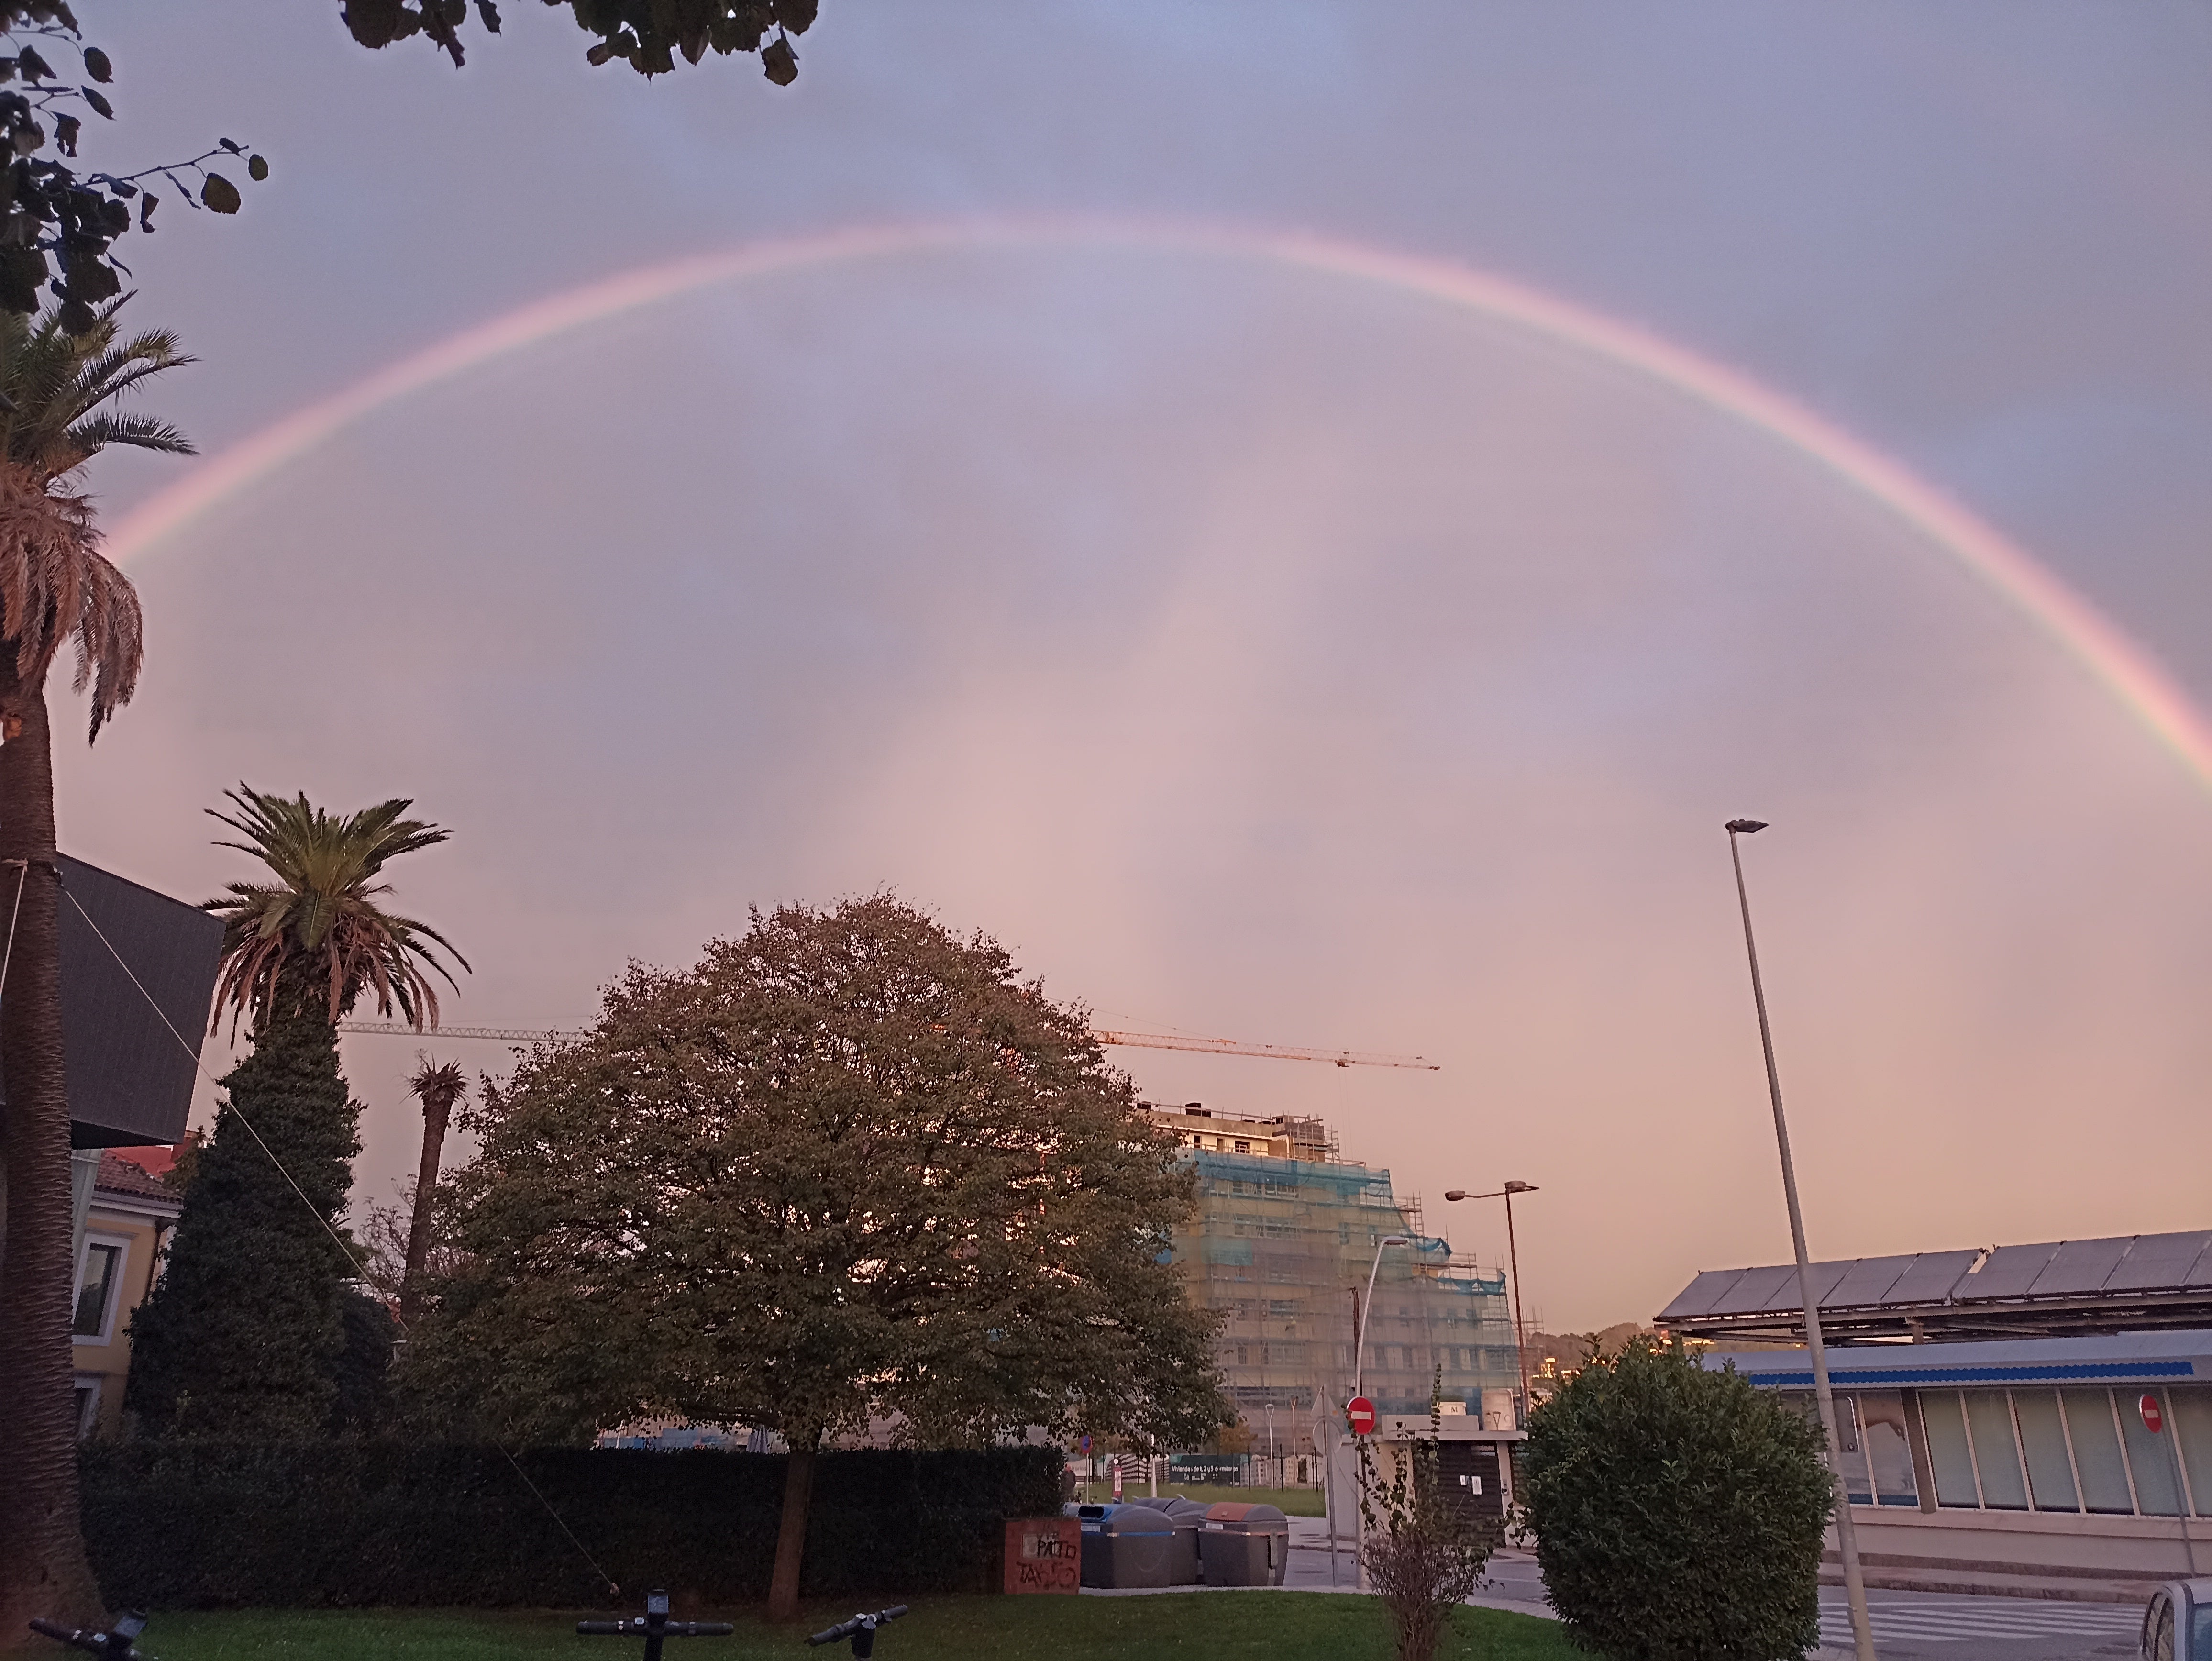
[0,0,818,332]
[408,895,1230,1452]
[203,785,469,1032]
[1520,1340,1835,1661]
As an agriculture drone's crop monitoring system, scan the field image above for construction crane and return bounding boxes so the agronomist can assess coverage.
[334,1020,1438,1069]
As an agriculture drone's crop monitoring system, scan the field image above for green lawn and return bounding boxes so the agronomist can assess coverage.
[130,1596,1571,1661]
[1070,1484,1325,1516]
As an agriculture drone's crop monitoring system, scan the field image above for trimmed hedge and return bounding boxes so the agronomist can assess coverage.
[82,1442,1063,1609]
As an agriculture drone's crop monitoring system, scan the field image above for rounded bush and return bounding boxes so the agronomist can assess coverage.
[1520,1341,1835,1661]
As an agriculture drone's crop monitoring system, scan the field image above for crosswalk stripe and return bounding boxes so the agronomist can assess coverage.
[1817,1604,2141,1642]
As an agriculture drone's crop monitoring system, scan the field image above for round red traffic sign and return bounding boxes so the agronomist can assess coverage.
[2141,1394,2164,1434]
[1348,1396,1376,1436]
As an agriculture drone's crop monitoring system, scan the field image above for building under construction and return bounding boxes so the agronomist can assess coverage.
[1147,1103,1522,1426]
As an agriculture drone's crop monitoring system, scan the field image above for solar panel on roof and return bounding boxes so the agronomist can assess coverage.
[2028,1236,2135,1297]
[1820,1255,1913,1309]
[1880,1250,1978,1306]
[1804,1259,1853,1308]
[2102,1231,2212,1293]
[1707,1263,1804,1316]
[1959,1241,2062,1301]
[1657,1268,1752,1322]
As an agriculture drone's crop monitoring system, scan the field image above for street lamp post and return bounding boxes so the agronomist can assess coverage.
[1352,1233,1411,1593]
[1726,819,1877,1661]
[1444,1182,1538,1426]
[1354,1234,1413,1403]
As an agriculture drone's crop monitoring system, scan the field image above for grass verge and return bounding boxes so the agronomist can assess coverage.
[129,1594,1572,1661]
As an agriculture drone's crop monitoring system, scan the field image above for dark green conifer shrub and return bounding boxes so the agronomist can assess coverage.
[1520,1340,1835,1661]
[125,981,367,1436]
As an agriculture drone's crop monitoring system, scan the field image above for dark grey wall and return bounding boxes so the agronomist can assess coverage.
[0,854,223,1147]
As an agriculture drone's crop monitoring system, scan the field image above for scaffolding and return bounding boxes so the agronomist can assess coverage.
[1160,1123,1520,1424]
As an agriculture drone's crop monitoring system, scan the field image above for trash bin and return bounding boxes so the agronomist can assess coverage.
[1070,1504,1178,1589]
[1199,1502,1290,1587]
[1152,1496,1209,1585]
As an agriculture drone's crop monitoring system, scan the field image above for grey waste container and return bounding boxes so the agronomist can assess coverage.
[1152,1496,1209,1585]
[1071,1504,1178,1589]
[1199,1502,1289,1587]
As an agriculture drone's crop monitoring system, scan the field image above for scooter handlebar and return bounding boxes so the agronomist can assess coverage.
[804,1606,908,1647]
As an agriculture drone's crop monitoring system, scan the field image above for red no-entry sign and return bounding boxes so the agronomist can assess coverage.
[2141,1394,2164,1434]
[1348,1396,1376,1436]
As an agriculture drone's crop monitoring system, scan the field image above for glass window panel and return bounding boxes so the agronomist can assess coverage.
[1858,1391,1919,1506]
[72,1242,119,1338]
[2063,1389,2135,1514]
[1920,1392,1980,1508]
[2012,1390,2079,1512]
[1963,1390,2028,1509]
[1832,1394,1872,1505]
[2169,1386,2212,1517]
[2121,1390,2184,1516]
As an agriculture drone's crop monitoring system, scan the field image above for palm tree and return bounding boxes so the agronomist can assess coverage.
[401,1057,467,1321]
[0,301,191,1637]
[125,789,468,1438]
[203,786,469,1032]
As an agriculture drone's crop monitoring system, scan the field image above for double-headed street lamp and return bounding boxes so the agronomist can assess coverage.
[1444,1182,1537,1426]
[1726,818,1877,1661]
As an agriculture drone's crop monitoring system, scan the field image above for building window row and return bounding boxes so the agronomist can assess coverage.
[1827,1385,2212,1518]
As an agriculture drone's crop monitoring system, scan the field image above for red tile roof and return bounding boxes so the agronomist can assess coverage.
[96,1150,179,1201]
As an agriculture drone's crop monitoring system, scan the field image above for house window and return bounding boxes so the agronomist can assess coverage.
[73,1240,124,1340]
[71,1380,100,1440]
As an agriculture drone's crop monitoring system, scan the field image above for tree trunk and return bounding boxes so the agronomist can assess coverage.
[399,1097,450,1322]
[766,1435,817,1622]
[0,682,106,1646]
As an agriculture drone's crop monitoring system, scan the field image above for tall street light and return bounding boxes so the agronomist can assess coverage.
[1726,818,1877,1661]
[1445,1183,1537,1426]
[1354,1234,1413,1403]
[1351,1232,1411,1595]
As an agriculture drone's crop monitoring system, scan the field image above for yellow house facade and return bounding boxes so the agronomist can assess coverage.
[71,1150,182,1438]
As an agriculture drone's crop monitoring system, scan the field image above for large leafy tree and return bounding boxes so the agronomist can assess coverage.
[0,299,189,1643]
[124,789,465,1440]
[407,895,1228,1621]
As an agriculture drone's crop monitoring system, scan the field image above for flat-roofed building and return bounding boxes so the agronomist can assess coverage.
[1663,1241,2212,1596]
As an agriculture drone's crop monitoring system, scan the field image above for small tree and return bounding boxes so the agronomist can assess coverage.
[405,895,1230,1620]
[399,1057,466,1320]
[1357,1387,1493,1661]
[1520,1339,1834,1661]
[125,788,464,1438]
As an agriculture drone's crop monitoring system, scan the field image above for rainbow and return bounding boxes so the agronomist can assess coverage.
[106,216,2212,794]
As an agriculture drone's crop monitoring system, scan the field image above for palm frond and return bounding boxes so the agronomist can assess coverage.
[0,295,188,740]
[204,784,468,1033]
[66,412,196,458]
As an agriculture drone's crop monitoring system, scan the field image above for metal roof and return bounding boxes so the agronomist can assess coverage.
[1657,1233,2212,1341]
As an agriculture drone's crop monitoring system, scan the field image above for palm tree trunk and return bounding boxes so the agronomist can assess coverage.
[766,1434,818,1622]
[0,680,106,1643]
[399,1098,451,1321]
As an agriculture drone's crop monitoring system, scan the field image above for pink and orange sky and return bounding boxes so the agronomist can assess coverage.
[49,3,2212,1331]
